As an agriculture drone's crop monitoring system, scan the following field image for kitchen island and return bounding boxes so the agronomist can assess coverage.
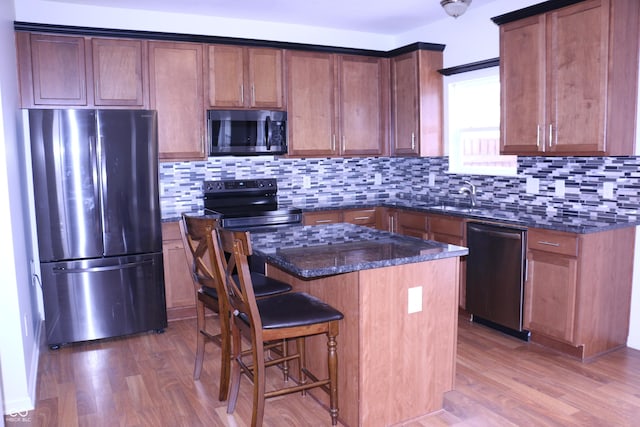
[248,223,468,427]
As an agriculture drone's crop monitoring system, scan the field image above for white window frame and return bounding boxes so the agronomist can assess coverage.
[444,66,517,177]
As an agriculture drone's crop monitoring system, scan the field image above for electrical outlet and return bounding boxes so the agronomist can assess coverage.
[603,182,615,199]
[302,176,311,189]
[408,286,422,314]
[428,173,436,186]
[555,180,565,198]
[526,177,539,194]
[374,173,382,186]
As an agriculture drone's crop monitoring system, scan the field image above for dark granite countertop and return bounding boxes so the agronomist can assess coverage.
[164,199,640,234]
[299,200,640,234]
[247,223,468,279]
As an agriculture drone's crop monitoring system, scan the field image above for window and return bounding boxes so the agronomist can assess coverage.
[445,68,517,176]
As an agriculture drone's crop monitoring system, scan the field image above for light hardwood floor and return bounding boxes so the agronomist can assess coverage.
[10,315,640,426]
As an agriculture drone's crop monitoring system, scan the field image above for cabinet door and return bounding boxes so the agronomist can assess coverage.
[149,41,205,160]
[24,33,88,106]
[286,51,337,156]
[92,38,147,107]
[207,45,245,107]
[525,249,578,343]
[248,47,284,108]
[500,15,546,155]
[396,211,429,239]
[428,214,466,308]
[391,51,419,155]
[161,222,196,320]
[547,0,607,154]
[338,55,385,156]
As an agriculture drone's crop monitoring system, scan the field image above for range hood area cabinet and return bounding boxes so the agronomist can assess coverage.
[16,32,148,108]
[285,50,388,157]
[206,45,284,110]
[496,0,640,156]
[390,48,444,157]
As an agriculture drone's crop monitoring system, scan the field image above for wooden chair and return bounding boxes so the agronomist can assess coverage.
[179,214,292,401]
[215,227,344,427]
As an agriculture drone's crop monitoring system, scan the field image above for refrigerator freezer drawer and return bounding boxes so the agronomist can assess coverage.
[41,253,167,347]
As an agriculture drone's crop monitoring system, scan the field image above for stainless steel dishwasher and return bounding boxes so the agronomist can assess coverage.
[466,221,530,341]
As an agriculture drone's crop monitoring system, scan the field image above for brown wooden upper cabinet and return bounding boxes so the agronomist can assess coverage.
[206,45,284,109]
[91,38,148,107]
[16,32,148,108]
[499,0,640,156]
[390,49,443,157]
[148,41,205,161]
[286,50,386,157]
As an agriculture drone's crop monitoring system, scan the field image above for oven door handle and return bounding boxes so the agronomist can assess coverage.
[265,116,272,150]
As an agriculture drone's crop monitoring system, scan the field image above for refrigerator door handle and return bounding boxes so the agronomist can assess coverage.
[52,260,153,274]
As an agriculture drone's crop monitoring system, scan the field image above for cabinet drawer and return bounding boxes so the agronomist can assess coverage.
[528,229,578,257]
[429,214,464,237]
[162,221,182,241]
[303,211,342,225]
[343,208,376,226]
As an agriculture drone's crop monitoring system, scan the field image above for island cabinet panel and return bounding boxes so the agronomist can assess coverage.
[524,227,634,359]
[390,49,443,157]
[91,38,147,107]
[206,45,284,109]
[149,41,205,160]
[161,222,195,321]
[499,0,640,156]
[17,32,88,106]
[267,256,459,427]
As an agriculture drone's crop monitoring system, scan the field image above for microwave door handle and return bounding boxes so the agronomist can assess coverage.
[265,116,272,150]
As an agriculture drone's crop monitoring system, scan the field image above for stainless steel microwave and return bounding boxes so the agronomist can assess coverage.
[207,110,287,156]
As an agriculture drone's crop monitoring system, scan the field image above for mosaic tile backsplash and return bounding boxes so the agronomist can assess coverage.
[159,156,640,221]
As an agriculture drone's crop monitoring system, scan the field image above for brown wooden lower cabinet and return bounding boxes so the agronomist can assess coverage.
[427,213,467,309]
[161,221,196,321]
[524,227,635,359]
[303,208,378,228]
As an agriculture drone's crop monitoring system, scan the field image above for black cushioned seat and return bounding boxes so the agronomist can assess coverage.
[201,273,292,299]
[238,292,344,329]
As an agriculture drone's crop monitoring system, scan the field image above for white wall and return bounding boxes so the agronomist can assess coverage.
[0,0,41,415]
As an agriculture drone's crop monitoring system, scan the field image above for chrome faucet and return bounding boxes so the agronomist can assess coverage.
[458,180,477,207]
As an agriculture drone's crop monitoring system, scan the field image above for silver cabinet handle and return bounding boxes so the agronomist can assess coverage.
[332,134,336,151]
[538,240,560,247]
[315,219,334,224]
[353,216,370,220]
[240,85,244,104]
[342,135,346,152]
[549,124,553,148]
[411,132,416,151]
[251,84,255,105]
[536,125,540,148]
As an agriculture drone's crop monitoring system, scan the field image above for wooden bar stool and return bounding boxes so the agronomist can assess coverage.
[179,214,292,401]
[215,227,344,426]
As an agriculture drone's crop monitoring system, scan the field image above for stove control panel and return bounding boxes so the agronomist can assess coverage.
[204,178,277,194]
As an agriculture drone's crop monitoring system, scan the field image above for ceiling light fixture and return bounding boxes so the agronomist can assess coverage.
[440,0,472,18]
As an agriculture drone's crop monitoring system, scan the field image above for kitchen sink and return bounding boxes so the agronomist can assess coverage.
[427,204,483,214]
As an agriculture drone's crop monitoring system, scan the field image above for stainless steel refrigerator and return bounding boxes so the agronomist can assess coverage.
[27,109,167,349]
